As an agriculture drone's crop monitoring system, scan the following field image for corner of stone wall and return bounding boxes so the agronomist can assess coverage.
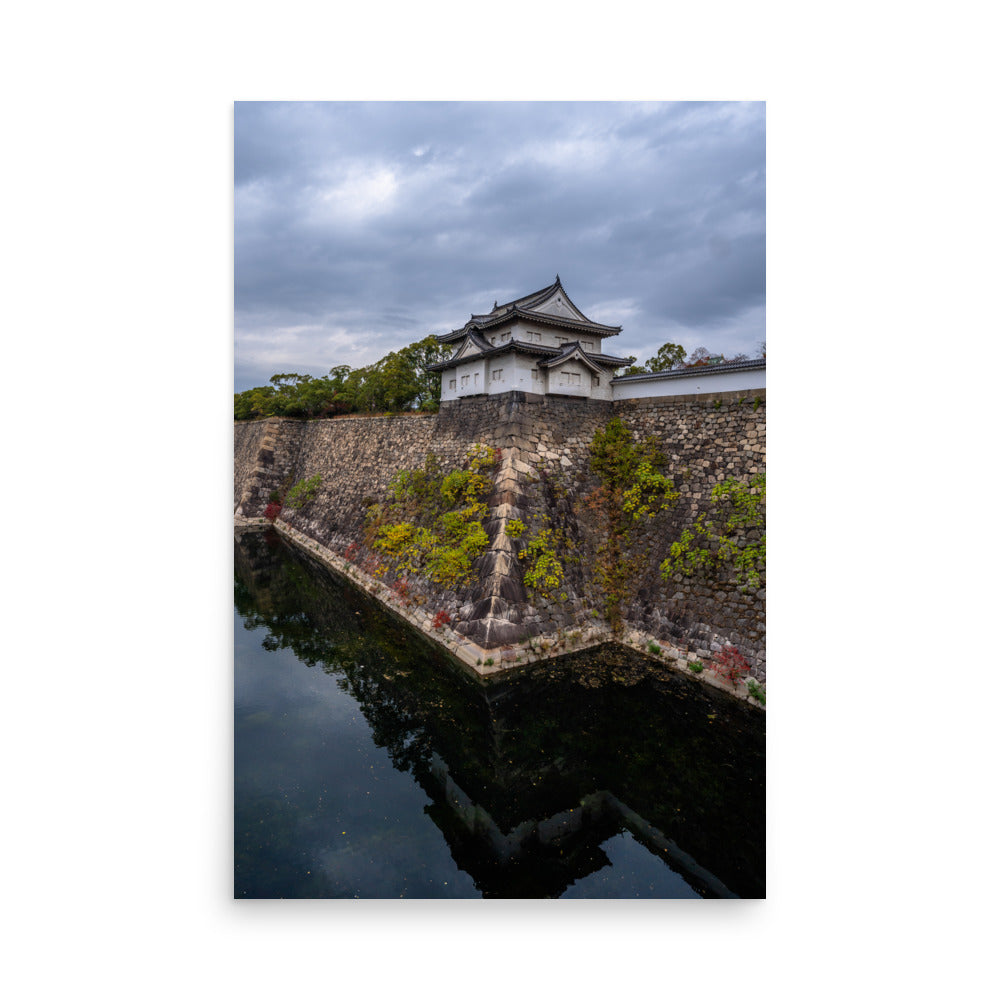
[234,393,765,675]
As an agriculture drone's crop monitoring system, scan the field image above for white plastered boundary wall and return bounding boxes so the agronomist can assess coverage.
[440,358,764,403]
[612,368,766,400]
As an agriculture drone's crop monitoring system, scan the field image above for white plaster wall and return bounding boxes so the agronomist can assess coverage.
[442,357,489,400]
[612,368,766,400]
[440,371,458,402]
[507,321,602,354]
[481,322,517,348]
[589,368,615,402]
[452,339,482,359]
[485,351,537,393]
[545,358,594,399]
[485,355,511,394]
[531,289,588,323]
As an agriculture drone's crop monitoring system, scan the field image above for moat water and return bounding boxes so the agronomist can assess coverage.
[234,529,765,898]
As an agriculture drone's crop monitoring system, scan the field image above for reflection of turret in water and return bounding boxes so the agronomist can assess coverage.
[420,755,737,898]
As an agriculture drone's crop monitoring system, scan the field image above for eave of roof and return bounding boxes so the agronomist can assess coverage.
[425,338,631,373]
[437,278,621,342]
[488,276,562,315]
[438,306,621,342]
[611,358,766,383]
[536,342,606,376]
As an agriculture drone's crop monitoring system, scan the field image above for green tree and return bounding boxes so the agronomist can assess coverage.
[620,343,686,376]
[328,365,352,391]
[645,342,687,371]
[402,334,452,410]
[235,333,456,420]
[234,385,277,419]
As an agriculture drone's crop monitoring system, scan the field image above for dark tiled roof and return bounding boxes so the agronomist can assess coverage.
[536,341,609,375]
[425,338,631,373]
[476,275,564,317]
[611,358,765,383]
[438,277,621,341]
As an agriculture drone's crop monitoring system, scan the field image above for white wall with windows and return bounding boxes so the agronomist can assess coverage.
[543,358,614,400]
[441,353,619,402]
[502,322,604,354]
[439,356,488,401]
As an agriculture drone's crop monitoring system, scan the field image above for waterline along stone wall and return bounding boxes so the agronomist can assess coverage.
[234,389,765,679]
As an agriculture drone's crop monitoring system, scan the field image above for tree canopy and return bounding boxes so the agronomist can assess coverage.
[234,335,452,420]
[621,340,760,377]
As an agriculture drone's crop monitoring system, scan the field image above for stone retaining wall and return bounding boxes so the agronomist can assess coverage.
[613,391,766,675]
[234,388,765,679]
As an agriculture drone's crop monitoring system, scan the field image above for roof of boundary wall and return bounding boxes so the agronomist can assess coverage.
[610,357,765,385]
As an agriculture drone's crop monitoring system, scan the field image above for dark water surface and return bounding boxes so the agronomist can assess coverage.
[235,529,765,898]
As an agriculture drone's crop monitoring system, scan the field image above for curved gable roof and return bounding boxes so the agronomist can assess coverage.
[424,336,631,373]
[448,330,492,360]
[535,341,607,376]
[438,276,621,342]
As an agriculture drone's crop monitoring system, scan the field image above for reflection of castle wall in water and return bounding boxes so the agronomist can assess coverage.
[235,529,765,897]
[425,753,738,898]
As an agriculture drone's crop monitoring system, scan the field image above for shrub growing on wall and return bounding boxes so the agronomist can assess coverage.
[284,474,322,509]
[660,473,765,590]
[576,418,680,628]
[367,445,498,590]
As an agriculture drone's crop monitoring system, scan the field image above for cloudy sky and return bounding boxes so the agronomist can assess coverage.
[234,101,765,392]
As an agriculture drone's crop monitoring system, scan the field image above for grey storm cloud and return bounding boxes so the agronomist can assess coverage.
[234,101,765,391]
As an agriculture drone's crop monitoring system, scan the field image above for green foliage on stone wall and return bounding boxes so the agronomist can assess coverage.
[579,418,680,628]
[284,473,322,509]
[505,518,526,539]
[518,527,566,599]
[367,445,498,589]
[660,473,766,590]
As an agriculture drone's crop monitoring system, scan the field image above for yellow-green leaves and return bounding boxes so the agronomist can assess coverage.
[518,528,565,598]
[660,474,765,589]
[371,444,497,589]
[621,461,679,520]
